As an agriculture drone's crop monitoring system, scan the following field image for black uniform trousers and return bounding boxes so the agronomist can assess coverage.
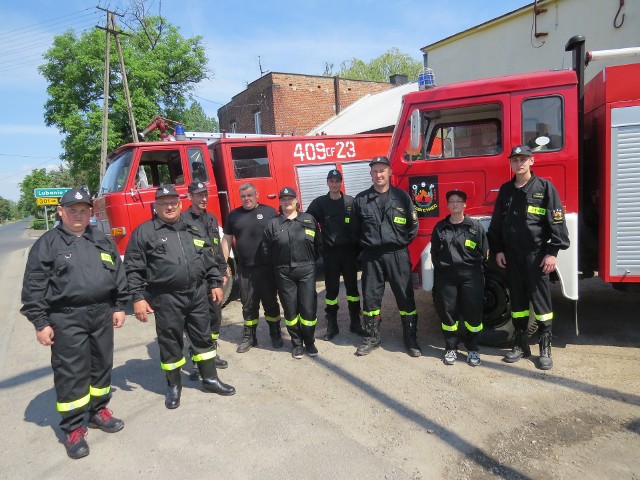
[323,246,360,315]
[50,302,114,433]
[504,249,553,334]
[274,264,317,347]
[207,291,222,341]
[361,248,416,319]
[238,264,281,326]
[149,283,216,370]
[433,267,484,351]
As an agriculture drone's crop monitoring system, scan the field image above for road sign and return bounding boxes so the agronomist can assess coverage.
[33,188,70,198]
[36,198,60,206]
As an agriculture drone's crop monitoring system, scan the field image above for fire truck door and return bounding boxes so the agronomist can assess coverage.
[226,144,279,210]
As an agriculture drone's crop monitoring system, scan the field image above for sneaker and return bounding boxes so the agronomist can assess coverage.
[467,351,481,367]
[64,426,89,459]
[306,343,318,357]
[292,346,305,359]
[88,408,124,433]
[443,350,457,365]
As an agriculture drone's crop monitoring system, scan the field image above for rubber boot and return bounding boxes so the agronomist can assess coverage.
[198,359,236,396]
[189,357,200,381]
[267,320,284,349]
[348,310,367,337]
[236,325,257,353]
[355,315,381,356]
[213,340,228,369]
[504,329,532,363]
[165,368,182,409]
[323,311,339,341]
[537,332,553,370]
[401,315,422,357]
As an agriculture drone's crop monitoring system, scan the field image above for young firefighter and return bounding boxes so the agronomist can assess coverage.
[488,145,570,370]
[21,188,129,459]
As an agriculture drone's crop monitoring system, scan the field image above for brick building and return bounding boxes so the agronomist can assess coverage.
[217,72,397,135]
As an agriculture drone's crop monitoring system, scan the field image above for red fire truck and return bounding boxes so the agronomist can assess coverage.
[388,36,640,341]
[92,129,392,301]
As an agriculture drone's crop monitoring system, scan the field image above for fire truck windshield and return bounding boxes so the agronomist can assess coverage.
[100,149,134,194]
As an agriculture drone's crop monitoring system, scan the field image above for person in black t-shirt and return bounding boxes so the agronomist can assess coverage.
[221,183,283,352]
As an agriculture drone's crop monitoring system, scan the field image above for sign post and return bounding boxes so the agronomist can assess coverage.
[33,188,71,231]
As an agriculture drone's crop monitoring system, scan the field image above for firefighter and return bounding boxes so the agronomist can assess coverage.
[21,188,129,459]
[124,185,235,409]
[488,145,570,370]
[431,190,488,366]
[262,187,322,359]
[351,156,421,357]
[306,169,366,341]
[221,183,283,352]
[184,181,229,379]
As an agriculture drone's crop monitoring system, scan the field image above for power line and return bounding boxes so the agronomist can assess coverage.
[0,7,97,39]
[0,153,61,159]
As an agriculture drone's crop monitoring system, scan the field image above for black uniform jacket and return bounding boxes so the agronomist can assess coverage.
[431,215,488,271]
[306,193,357,249]
[184,206,227,272]
[124,216,221,302]
[262,212,321,268]
[351,185,419,250]
[488,172,570,257]
[21,225,129,331]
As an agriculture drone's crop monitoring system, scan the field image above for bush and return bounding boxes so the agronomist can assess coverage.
[31,218,46,230]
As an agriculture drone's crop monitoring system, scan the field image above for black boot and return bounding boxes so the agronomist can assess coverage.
[213,340,228,369]
[538,332,553,370]
[64,426,90,459]
[504,329,532,363]
[401,315,422,357]
[355,315,381,356]
[198,359,236,396]
[349,310,367,336]
[323,311,339,341]
[267,320,284,349]
[165,369,182,409]
[236,325,257,353]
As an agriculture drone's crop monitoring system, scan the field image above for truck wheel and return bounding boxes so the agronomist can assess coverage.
[221,259,238,307]
[479,267,513,347]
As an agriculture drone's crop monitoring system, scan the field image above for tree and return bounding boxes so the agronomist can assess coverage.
[39,6,209,192]
[181,102,218,133]
[326,48,423,83]
[0,197,17,222]
[18,169,52,218]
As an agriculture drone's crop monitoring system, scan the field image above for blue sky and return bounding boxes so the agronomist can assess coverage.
[0,0,528,201]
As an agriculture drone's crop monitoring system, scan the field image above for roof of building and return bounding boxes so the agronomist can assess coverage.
[308,81,417,135]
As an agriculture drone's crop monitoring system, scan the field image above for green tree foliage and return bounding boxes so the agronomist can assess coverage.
[182,102,219,133]
[0,197,17,222]
[18,169,52,218]
[327,48,423,83]
[39,11,209,192]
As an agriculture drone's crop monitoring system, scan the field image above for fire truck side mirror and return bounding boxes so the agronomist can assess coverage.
[409,109,422,153]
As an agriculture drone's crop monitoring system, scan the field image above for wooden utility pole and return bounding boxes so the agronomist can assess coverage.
[111,17,137,144]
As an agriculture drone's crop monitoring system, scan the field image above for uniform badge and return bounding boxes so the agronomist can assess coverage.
[515,147,522,154]
[469,228,477,234]
[411,211,418,221]
[257,214,263,220]
[75,192,83,199]
[163,187,169,194]
[533,192,544,199]
[198,183,204,188]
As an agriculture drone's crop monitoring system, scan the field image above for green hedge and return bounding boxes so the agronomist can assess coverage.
[31,219,47,230]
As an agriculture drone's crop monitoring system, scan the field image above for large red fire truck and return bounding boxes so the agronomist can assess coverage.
[388,36,640,341]
[92,127,392,301]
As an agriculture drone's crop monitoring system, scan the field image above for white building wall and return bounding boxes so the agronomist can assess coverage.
[424,0,640,84]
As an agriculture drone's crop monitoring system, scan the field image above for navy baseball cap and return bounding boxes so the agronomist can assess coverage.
[369,156,390,167]
[60,188,92,207]
[188,181,207,194]
[279,186,297,198]
[327,169,342,180]
[156,184,179,199]
[508,145,533,157]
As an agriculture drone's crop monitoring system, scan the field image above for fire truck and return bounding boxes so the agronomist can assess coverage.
[92,124,392,302]
[388,36,640,342]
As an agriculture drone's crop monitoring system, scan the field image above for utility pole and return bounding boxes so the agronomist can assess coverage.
[96,7,137,182]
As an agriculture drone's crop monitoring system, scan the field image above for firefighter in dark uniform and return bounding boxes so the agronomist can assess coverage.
[21,188,129,459]
[221,182,283,352]
[431,190,488,367]
[124,185,235,409]
[488,145,570,370]
[351,156,421,357]
[262,187,322,359]
[184,181,229,379]
[306,169,366,341]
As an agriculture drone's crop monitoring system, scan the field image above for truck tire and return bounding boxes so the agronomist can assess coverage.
[221,258,238,307]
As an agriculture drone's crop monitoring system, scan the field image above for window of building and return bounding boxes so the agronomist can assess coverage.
[522,96,564,151]
[254,111,262,134]
[230,121,237,133]
[231,145,271,179]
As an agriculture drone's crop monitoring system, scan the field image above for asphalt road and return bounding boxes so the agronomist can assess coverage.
[0,220,37,265]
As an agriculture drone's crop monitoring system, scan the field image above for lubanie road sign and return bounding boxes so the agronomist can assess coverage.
[34,187,71,198]
[36,198,60,206]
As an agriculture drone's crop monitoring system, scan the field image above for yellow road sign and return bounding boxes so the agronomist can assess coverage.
[36,197,59,206]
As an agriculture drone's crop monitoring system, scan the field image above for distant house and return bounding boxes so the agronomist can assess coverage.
[217,73,398,136]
